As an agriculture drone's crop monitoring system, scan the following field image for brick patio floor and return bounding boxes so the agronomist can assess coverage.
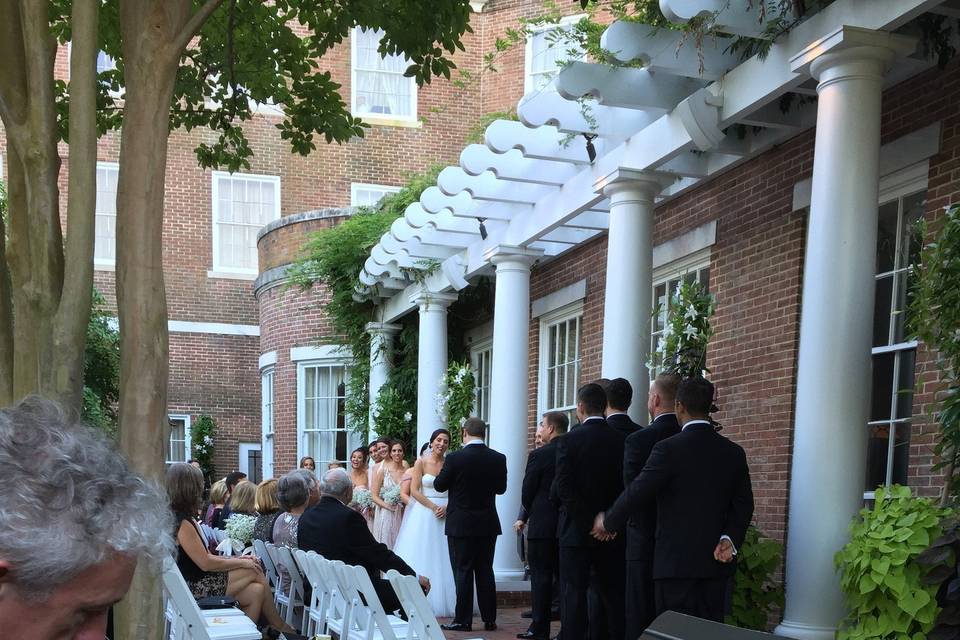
[436,607,557,640]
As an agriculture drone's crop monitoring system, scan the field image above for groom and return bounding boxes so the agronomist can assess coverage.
[434,417,508,632]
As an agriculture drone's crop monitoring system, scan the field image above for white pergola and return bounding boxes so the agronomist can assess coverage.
[358,1,949,635]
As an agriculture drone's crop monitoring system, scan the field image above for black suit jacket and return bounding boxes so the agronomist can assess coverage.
[521,439,560,540]
[605,422,754,579]
[297,496,415,582]
[607,413,641,438]
[622,413,681,560]
[553,416,627,547]
[434,442,507,537]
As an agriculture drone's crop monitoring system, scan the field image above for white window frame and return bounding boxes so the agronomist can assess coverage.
[94,161,119,268]
[167,414,192,465]
[524,14,586,94]
[650,248,712,376]
[470,338,493,424]
[261,367,275,480]
[537,301,583,424]
[350,182,402,207]
[350,26,418,123]
[210,171,281,277]
[296,354,356,469]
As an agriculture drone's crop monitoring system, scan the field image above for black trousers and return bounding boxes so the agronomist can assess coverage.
[624,558,656,640]
[654,577,729,623]
[559,541,625,640]
[448,535,498,625]
[527,538,559,638]
[374,576,404,617]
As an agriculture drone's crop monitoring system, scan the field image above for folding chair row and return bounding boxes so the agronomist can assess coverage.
[264,542,306,632]
[386,570,447,640]
[161,561,260,640]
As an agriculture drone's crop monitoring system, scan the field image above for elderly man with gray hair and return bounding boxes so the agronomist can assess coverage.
[0,396,173,639]
[299,468,430,616]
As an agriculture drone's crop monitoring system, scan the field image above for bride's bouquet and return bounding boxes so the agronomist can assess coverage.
[380,484,402,507]
[352,487,373,509]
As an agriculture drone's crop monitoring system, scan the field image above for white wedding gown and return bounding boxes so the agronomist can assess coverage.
[393,474,457,617]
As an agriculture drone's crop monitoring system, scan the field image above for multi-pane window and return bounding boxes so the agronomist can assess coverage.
[261,368,275,480]
[352,28,416,120]
[525,17,586,93]
[351,183,401,208]
[167,415,191,465]
[299,363,359,469]
[95,163,119,264]
[471,341,493,424]
[650,261,711,375]
[865,189,926,493]
[212,172,280,273]
[539,306,582,427]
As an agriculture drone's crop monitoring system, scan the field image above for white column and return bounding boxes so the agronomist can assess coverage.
[411,290,458,449]
[775,27,916,640]
[485,245,543,580]
[598,171,665,423]
[366,322,401,440]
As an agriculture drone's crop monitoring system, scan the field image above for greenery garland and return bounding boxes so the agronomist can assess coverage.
[647,279,715,380]
[436,360,477,451]
[191,415,217,481]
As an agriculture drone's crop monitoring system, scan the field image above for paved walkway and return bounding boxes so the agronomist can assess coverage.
[437,607,556,640]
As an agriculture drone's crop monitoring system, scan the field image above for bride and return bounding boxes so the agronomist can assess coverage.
[394,428,457,617]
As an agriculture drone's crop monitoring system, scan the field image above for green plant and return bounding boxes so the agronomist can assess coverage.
[372,386,417,450]
[436,361,476,451]
[835,485,948,640]
[191,415,217,481]
[725,526,784,630]
[917,515,960,640]
[81,289,120,437]
[647,279,715,379]
[910,204,960,502]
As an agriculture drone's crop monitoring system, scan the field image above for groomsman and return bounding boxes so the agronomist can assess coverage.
[553,383,627,640]
[594,377,754,623]
[517,412,568,640]
[621,373,681,639]
[605,377,641,437]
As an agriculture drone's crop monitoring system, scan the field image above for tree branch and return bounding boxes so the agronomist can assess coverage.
[173,0,224,53]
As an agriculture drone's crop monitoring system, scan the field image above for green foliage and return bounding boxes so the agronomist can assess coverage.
[725,526,784,631]
[191,415,218,480]
[909,204,960,501]
[647,279,715,379]
[917,515,960,640]
[372,386,417,449]
[82,290,120,437]
[437,361,476,451]
[835,485,949,640]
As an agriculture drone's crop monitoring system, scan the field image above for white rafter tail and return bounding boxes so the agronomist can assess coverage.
[437,167,554,204]
[484,121,592,165]
[380,235,459,261]
[566,210,610,230]
[736,101,805,130]
[675,88,725,151]
[420,186,476,215]
[419,230,479,249]
[599,21,737,80]
[555,62,706,111]
[448,201,529,222]
[659,0,773,39]
[460,145,578,186]
[518,89,657,137]
[540,227,601,245]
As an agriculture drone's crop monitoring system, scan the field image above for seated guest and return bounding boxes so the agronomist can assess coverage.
[298,468,431,616]
[0,397,173,640]
[167,463,295,634]
[204,479,228,527]
[253,479,281,543]
[293,468,321,507]
[273,472,312,593]
[224,480,257,549]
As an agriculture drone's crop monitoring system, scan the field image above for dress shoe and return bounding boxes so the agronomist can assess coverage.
[517,632,547,639]
[485,622,498,631]
[521,609,533,618]
[440,622,473,632]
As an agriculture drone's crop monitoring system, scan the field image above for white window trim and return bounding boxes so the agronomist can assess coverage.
[652,246,711,282]
[210,171,281,276]
[470,337,493,423]
[296,358,352,464]
[350,27,418,125]
[261,367,275,480]
[536,300,584,418]
[351,182,402,207]
[523,14,586,94]
[167,414,192,465]
[94,161,120,268]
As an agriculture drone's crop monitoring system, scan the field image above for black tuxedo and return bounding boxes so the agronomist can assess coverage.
[521,439,560,638]
[605,421,754,622]
[553,416,627,640]
[607,412,641,439]
[621,413,681,638]
[298,496,415,614]
[434,441,507,625]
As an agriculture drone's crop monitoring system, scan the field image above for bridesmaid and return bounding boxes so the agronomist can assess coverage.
[371,440,406,548]
[348,447,374,529]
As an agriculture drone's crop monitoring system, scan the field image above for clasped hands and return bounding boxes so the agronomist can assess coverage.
[590,513,735,563]
[590,512,617,542]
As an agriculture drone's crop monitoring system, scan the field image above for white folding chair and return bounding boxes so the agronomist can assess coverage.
[296,550,333,637]
[320,558,354,640]
[386,570,446,640]
[274,545,307,630]
[342,563,412,640]
[253,539,281,597]
[265,543,288,613]
[161,562,260,640]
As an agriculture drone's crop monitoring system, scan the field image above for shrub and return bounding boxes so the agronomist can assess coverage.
[917,515,960,640]
[191,415,217,481]
[725,526,784,630]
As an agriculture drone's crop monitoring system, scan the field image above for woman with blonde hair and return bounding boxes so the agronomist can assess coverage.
[253,478,280,543]
[167,463,295,635]
[224,480,257,549]
[204,479,228,527]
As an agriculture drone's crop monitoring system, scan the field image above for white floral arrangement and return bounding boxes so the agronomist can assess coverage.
[225,513,256,547]
[380,483,402,506]
[435,361,475,449]
[353,487,373,509]
[647,279,715,380]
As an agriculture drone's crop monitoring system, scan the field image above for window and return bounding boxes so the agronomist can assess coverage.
[651,251,712,376]
[471,340,493,423]
[351,183,401,207]
[211,172,281,274]
[865,188,926,494]
[261,368,275,480]
[524,16,586,93]
[298,362,359,469]
[167,415,191,465]
[351,27,417,121]
[538,303,582,427]
[95,162,119,264]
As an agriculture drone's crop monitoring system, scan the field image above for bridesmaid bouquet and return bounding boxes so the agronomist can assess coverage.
[352,487,373,509]
[381,484,402,506]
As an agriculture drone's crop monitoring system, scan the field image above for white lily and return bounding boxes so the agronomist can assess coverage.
[683,324,698,339]
[684,304,698,321]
